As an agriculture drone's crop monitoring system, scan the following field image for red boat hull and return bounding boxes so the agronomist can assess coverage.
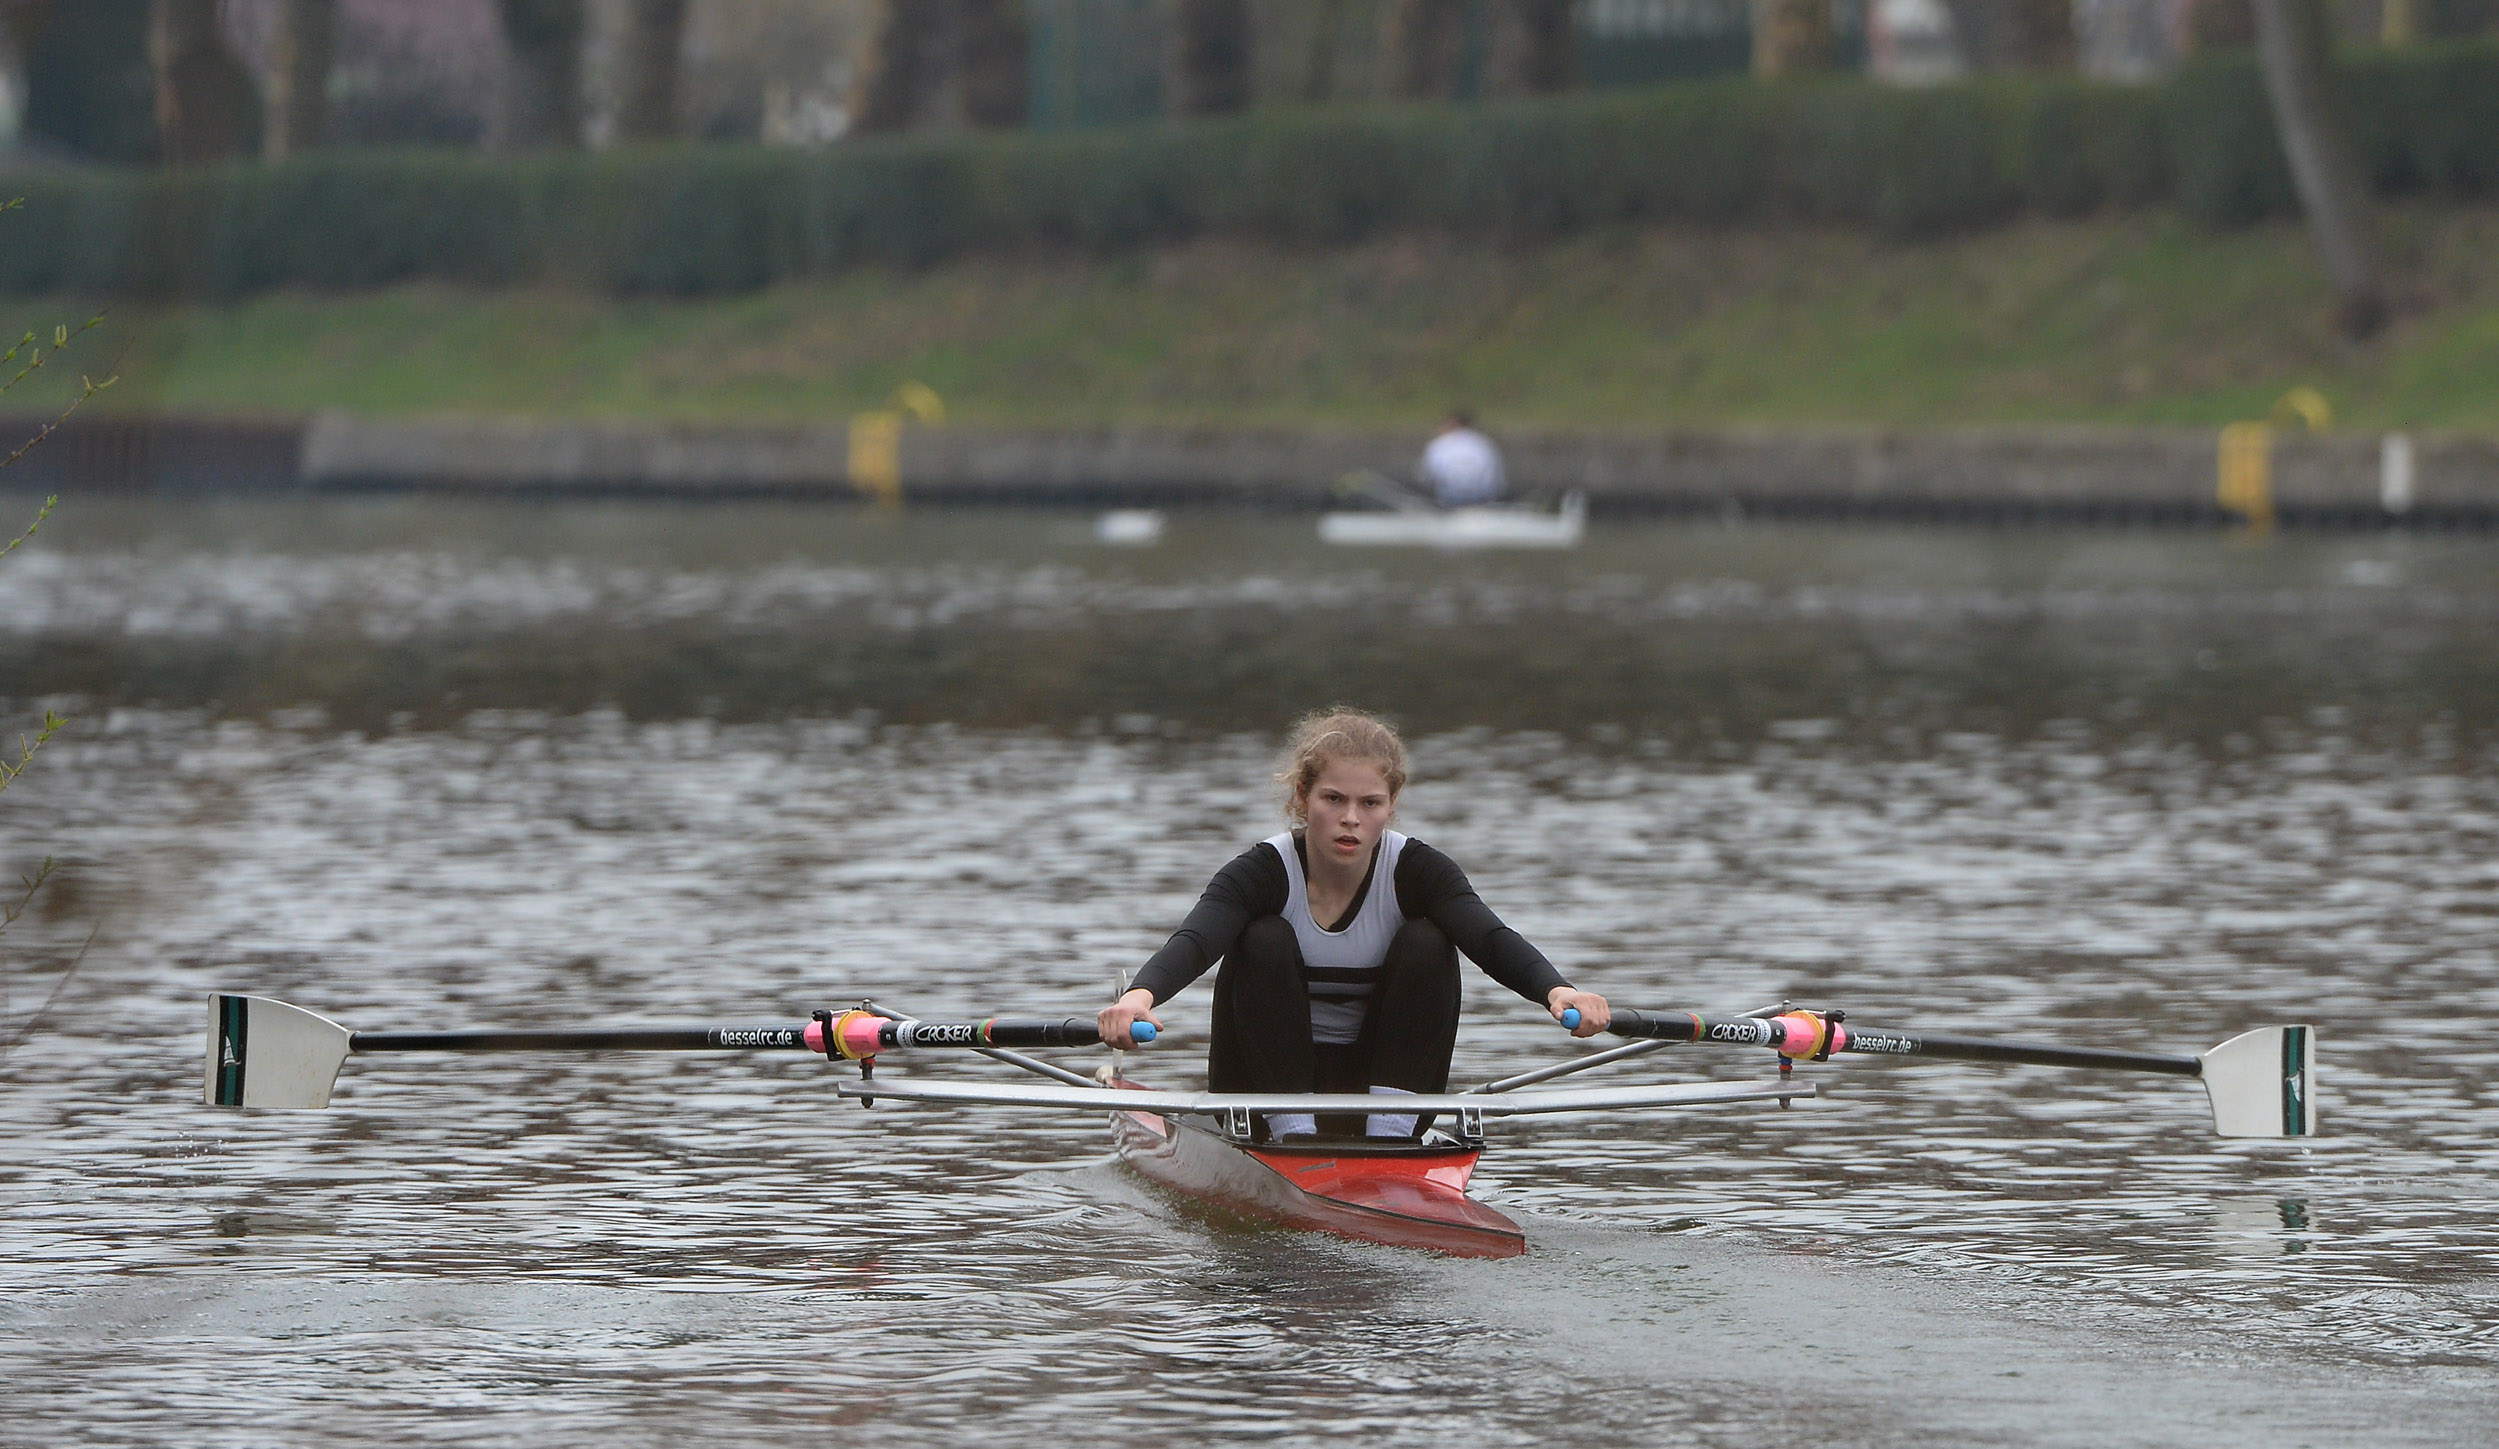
[1111,1098,1525,1259]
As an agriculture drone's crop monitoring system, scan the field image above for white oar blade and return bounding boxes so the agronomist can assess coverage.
[2198,1026,2318,1138]
[204,994,354,1109]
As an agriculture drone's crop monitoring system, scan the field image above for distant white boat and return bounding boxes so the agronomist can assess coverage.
[1318,493,1586,550]
[1095,509,1166,546]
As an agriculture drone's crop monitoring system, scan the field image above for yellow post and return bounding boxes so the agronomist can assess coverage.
[845,382,943,509]
[848,412,904,508]
[2217,422,2274,535]
[2218,387,2330,536]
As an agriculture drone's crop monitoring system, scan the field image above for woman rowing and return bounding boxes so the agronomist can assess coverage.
[1096,709,1611,1140]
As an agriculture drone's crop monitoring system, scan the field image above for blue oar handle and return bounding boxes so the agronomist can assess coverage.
[1130,1021,1157,1045]
[1560,1007,1582,1030]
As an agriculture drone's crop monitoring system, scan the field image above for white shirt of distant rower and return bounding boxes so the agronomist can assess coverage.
[1420,427,1506,507]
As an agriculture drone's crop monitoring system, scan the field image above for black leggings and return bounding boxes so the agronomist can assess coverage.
[1206,915,1461,1135]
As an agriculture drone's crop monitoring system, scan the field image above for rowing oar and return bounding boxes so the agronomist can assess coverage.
[202,995,1150,1110]
[1559,1006,2316,1139]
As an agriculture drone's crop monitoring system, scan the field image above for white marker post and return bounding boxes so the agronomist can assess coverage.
[2381,432,2416,515]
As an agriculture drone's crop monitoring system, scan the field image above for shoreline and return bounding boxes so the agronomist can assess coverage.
[6,409,2496,528]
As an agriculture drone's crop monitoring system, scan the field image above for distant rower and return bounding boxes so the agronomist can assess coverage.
[1098,709,1610,1141]
[1419,409,1507,508]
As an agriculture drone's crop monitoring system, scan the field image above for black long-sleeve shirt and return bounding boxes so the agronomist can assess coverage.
[1130,835,1568,1007]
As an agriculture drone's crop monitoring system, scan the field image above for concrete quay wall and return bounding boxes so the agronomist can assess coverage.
[8,410,2498,527]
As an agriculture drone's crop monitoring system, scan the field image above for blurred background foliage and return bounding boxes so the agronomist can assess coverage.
[4,1,2488,172]
[0,45,2490,300]
[0,0,2490,426]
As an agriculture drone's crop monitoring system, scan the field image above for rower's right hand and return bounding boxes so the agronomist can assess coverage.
[1098,988,1163,1050]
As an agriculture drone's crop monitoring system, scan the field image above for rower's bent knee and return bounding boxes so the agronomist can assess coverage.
[1388,917,1454,966]
[1236,914,1299,963]
[1220,916,1304,993]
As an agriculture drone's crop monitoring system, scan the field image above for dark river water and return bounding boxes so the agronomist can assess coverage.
[3,498,2496,1446]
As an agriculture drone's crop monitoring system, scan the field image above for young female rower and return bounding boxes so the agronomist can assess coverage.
[1096,708,1610,1140]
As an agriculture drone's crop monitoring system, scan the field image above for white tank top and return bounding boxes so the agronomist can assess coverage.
[1267,829,1408,1045]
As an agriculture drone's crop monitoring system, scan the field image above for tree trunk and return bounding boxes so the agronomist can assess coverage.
[0,0,45,60]
[8,1,157,164]
[496,0,586,150]
[263,0,336,161]
[957,0,1028,128]
[614,0,688,143]
[1751,0,1832,75]
[2011,0,2074,68]
[151,0,256,165]
[1383,0,1465,99]
[1299,0,1356,101]
[2179,0,2256,52]
[2250,0,2389,337]
[1169,0,1251,116]
[852,0,944,133]
[1487,0,1575,95]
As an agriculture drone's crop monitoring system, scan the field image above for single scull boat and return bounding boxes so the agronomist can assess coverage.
[201,995,2315,1256]
[1317,493,1587,550]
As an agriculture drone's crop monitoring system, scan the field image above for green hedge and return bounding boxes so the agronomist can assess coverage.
[4,43,2494,299]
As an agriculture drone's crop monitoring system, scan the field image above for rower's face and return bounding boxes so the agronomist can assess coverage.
[1300,760,1396,867]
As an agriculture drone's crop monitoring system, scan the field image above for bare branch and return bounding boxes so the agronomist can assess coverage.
[0,710,65,799]
[1,857,55,931]
[1,920,100,1057]
[0,369,119,477]
[0,311,108,397]
[0,493,54,564]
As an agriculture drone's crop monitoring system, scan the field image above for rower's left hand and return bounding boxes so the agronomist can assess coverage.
[1547,987,1610,1038]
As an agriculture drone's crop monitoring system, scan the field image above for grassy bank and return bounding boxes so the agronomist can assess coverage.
[21,204,2499,433]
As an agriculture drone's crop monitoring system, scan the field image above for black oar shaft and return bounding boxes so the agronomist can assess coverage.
[1604,1009,2201,1077]
[352,1027,809,1053]
[347,1017,1118,1056]
[1844,1028,2200,1077]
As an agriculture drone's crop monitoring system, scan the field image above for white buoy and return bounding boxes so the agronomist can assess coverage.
[1095,509,1166,546]
[2380,432,2415,515]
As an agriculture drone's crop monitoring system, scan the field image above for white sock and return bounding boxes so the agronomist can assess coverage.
[1265,1113,1316,1140]
[1366,1086,1418,1139]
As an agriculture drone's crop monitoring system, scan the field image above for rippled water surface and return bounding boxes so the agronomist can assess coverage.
[4,500,2497,1446]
